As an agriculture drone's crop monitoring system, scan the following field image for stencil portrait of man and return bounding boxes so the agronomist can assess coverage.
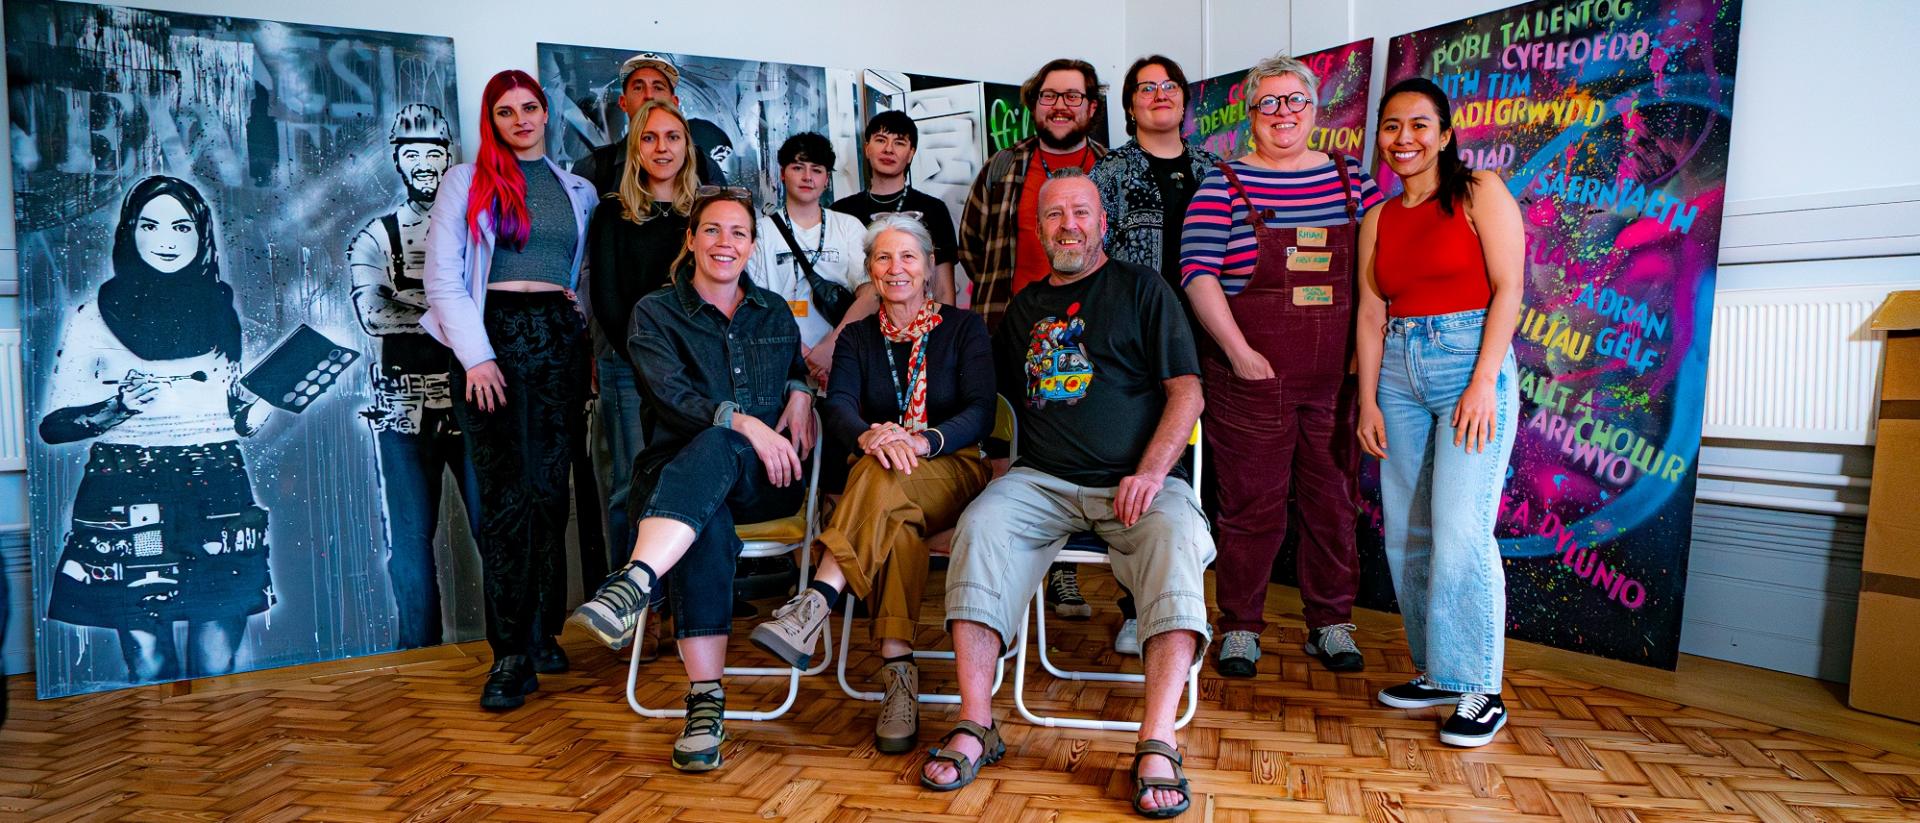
[346,103,479,650]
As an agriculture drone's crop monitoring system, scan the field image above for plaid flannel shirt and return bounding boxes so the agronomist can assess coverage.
[958,136,1109,333]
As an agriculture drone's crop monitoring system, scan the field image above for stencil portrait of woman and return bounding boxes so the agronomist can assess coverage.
[38,175,277,682]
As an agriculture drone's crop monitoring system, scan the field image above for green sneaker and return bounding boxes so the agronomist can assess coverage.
[672,687,727,771]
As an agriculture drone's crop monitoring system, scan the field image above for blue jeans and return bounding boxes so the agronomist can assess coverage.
[1376,309,1518,694]
[596,351,646,577]
[639,426,802,639]
[374,410,481,650]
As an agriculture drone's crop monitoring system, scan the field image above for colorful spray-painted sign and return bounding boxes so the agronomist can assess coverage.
[1183,38,1374,160]
[1360,0,1743,667]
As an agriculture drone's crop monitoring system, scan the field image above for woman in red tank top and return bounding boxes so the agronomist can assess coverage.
[1354,78,1525,749]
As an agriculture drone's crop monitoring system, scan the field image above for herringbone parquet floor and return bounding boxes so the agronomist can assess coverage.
[3,573,1917,822]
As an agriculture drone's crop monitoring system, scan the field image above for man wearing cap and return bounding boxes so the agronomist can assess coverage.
[570,52,726,196]
[349,103,481,651]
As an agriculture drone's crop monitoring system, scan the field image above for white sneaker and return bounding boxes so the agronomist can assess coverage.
[1113,619,1141,656]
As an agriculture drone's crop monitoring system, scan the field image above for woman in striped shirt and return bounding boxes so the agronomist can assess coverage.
[1177,53,1384,680]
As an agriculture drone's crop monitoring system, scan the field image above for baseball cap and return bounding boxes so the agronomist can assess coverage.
[619,52,681,89]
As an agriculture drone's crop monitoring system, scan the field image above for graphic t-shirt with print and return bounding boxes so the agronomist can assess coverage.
[991,258,1200,487]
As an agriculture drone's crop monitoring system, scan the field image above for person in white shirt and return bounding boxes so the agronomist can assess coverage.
[748,132,874,385]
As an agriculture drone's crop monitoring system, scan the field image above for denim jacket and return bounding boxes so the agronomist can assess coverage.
[627,272,810,474]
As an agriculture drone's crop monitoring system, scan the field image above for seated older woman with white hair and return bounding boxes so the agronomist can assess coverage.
[749,212,996,754]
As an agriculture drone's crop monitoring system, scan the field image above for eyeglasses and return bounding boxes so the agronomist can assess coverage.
[1035,89,1088,107]
[1134,80,1181,97]
[1252,93,1313,115]
[871,210,925,223]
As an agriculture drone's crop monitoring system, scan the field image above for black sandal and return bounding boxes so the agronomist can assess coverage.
[919,720,1005,792]
[1130,739,1192,818]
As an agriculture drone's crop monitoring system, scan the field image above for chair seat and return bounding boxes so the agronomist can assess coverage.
[737,514,807,549]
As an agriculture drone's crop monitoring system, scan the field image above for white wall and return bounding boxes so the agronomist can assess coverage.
[1298,0,1920,204]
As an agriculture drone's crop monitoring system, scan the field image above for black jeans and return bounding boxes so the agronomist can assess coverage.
[636,426,802,639]
[452,291,589,658]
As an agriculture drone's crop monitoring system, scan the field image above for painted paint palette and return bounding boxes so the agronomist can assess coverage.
[240,325,362,413]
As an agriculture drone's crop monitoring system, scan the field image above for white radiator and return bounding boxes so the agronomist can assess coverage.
[0,329,20,471]
[1703,285,1906,446]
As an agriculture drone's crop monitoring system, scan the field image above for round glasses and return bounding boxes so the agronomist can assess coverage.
[1252,92,1314,115]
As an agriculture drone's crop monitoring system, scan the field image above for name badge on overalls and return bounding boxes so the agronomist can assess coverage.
[788,300,809,317]
[1295,227,1328,247]
[1287,250,1332,272]
[1293,285,1335,306]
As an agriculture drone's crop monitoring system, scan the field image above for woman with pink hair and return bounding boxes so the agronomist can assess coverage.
[420,70,598,711]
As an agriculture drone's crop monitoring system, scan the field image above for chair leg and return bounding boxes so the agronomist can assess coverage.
[835,593,1004,704]
[623,602,823,721]
[1014,578,1202,731]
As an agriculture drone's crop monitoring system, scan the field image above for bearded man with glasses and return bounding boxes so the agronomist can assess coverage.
[958,58,1111,622]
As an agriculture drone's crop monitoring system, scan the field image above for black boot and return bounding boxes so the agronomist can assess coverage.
[533,637,569,674]
[481,654,538,711]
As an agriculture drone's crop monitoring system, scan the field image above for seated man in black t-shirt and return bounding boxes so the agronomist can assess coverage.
[920,170,1213,818]
[831,110,959,304]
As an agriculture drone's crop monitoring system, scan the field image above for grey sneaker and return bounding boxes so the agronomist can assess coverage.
[1113,619,1141,656]
[1305,623,1365,672]
[568,566,652,650]
[875,660,919,754]
[672,687,727,771]
[749,589,830,668]
[1216,630,1260,678]
[1046,568,1092,619]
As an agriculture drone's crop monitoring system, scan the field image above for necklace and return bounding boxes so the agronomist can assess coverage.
[866,184,910,210]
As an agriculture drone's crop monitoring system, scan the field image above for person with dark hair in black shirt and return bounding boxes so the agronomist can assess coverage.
[831,110,960,304]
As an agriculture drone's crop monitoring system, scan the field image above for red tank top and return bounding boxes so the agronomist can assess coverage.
[1371,195,1492,317]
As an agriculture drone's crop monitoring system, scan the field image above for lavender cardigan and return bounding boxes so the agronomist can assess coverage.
[419,157,598,369]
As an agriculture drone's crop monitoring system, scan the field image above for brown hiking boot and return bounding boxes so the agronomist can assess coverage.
[875,660,919,753]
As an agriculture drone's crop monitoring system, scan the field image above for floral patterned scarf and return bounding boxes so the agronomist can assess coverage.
[877,300,943,431]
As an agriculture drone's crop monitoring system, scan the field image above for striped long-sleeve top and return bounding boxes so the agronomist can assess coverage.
[1178,156,1384,295]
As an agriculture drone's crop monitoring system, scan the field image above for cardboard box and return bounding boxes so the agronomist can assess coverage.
[1851,291,1920,722]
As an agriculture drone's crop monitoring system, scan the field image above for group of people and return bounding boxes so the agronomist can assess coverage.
[348,48,1520,818]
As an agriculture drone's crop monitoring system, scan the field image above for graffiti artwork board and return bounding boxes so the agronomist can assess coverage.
[9,0,480,697]
[1183,38,1375,162]
[537,45,1090,227]
[1359,0,1744,667]
[538,45,831,208]
[540,46,1051,305]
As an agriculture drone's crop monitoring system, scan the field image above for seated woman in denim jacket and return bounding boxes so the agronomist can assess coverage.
[568,188,815,772]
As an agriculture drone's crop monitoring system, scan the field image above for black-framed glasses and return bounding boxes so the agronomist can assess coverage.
[1252,92,1313,115]
[1035,89,1088,107]
[1134,80,1181,97]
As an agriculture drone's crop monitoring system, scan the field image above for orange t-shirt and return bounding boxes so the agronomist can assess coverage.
[1011,146,1098,294]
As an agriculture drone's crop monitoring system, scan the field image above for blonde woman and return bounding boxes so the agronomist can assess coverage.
[588,99,699,603]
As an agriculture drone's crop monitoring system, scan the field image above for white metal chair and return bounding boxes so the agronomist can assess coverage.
[1008,397,1206,731]
[834,399,1019,704]
[624,411,833,721]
